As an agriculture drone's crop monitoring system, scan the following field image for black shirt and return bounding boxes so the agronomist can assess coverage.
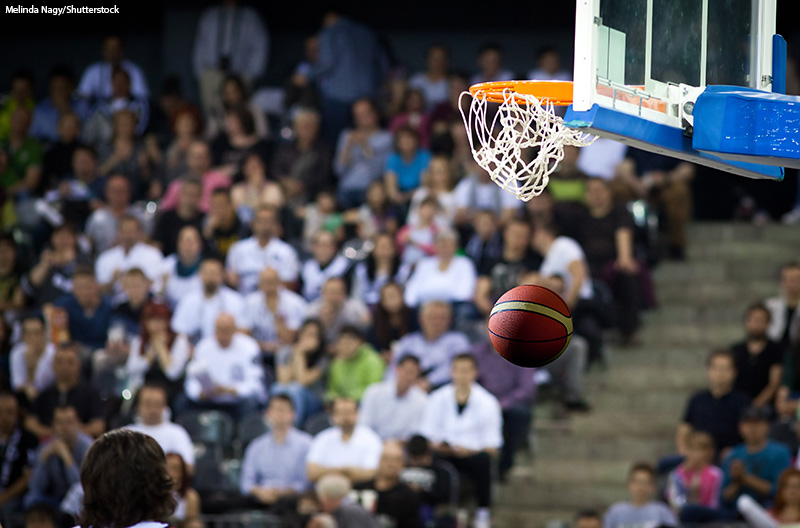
[32,383,106,427]
[0,426,38,490]
[731,339,785,401]
[153,209,204,257]
[400,459,458,508]
[479,250,542,302]
[573,204,636,276]
[683,389,751,456]
[353,480,423,528]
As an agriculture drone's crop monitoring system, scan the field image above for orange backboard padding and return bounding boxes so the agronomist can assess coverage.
[595,84,669,113]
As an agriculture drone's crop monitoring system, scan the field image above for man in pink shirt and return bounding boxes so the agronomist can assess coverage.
[160,140,230,212]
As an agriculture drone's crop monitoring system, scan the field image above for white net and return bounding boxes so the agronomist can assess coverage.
[459,86,596,202]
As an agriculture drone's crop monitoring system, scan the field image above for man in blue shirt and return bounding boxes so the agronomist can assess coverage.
[240,394,312,511]
[53,265,112,352]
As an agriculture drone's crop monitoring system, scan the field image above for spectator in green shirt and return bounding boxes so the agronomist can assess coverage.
[325,325,385,402]
[1,107,43,196]
[0,70,36,142]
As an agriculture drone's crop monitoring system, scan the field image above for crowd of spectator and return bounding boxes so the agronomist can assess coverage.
[4,3,799,528]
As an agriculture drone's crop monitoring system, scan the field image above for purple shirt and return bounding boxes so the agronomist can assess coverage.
[471,341,536,409]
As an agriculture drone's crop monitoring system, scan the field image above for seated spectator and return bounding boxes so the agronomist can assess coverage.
[325,326,385,403]
[666,431,724,522]
[84,174,142,254]
[41,113,83,190]
[0,70,35,142]
[0,234,25,317]
[473,217,540,317]
[393,300,470,391]
[419,353,503,528]
[574,510,603,528]
[301,231,351,302]
[108,267,153,338]
[333,98,393,209]
[719,406,791,510]
[315,473,380,528]
[240,394,312,509]
[731,302,784,408]
[23,404,93,509]
[406,155,457,227]
[396,196,442,267]
[675,349,751,463]
[470,43,516,85]
[42,144,106,229]
[226,204,300,295]
[350,232,411,308]
[408,45,451,111]
[243,267,308,357]
[152,176,204,257]
[463,209,503,276]
[400,434,459,526]
[170,257,246,342]
[94,214,164,295]
[1,108,43,229]
[301,189,345,249]
[83,69,149,151]
[353,440,423,528]
[345,180,402,240]
[306,397,383,485]
[384,126,432,205]
[180,313,266,422]
[306,277,371,345]
[231,151,284,226]
[359,354,427,441]
[126,302,190,404]
[24,343,106,440]
[21,223,92,307]
[372,282,413,359]
[403,228,478,309]
[10,315,56,403]
[204,74,269,141]
[738,468,800,526]
[209,106,272,176]
[162,108,202,185]
[272,319,329,427]
[126,383,195,471]
[470,335,536,481]
[159,138,231,213]
[389,89,431,148]
[0,392,39,516]
[452,164,521,228]
[528,46,571,81]
[271,107,333,209]
[52,266,112,352]
[203,185,249,259]
[160,225,204,309]
[603,462,678,528]
[165,452,201,528]
[766,261,800,351]
[76,34,149,102]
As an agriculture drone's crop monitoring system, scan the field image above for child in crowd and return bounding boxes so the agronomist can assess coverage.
[604,462,678,528]
[384,125,432,206]
[666,431,724,517]
[396,196,441,266]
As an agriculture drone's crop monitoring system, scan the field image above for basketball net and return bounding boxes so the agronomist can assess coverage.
[459,84,596,202]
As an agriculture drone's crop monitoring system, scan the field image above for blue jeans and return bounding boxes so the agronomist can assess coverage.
[172,393,263,424]
[271,383,323,426]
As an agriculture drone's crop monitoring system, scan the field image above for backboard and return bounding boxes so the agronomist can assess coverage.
[564,0,790,180]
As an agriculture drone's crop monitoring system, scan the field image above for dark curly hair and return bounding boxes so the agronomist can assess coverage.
[78,429,176,528]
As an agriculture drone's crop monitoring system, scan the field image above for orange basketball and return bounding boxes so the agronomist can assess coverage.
[488,284,573,368]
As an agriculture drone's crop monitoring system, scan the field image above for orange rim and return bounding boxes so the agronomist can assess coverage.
[468,80,574,106]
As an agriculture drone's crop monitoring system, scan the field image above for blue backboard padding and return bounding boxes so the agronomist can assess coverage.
[773,34,787,95]
[564,104,783,181]
[693,85,800,166]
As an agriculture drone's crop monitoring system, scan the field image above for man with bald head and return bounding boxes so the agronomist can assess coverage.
[180,312,266,422]
[242,267,308,355]
[353,440,424,528]
[159,141,231,213]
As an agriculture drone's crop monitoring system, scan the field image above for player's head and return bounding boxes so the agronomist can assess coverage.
[626,462,656,505]
[78,429,176,528]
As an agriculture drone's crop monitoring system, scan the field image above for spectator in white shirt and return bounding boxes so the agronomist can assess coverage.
[300,231,351,302]
[453,164,523,229]
[470,43,516,85]
[84,174,147,255]
[160,225,204,309]
[77,34,149,102]
[306,398,383,486]
[393,300,471,391]
[10,315,56,403]
[240,394,312,508]
[243,267,308,356]
[94,214,164,295]
[180,313,266,422]
[408,45,451,111]
[226,204,300,295]
[306,277,371,346]
[359,354,428,440]
[126,383,195,472]
[419,353,503,528]
[403,228,477,308]
[171,257,246,342]
[527,46,571,81]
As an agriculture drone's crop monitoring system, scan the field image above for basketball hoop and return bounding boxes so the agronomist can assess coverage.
[459,80,596,202]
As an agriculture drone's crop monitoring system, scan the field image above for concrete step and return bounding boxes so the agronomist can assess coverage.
[651,280,777,307]
[583,387,690,413]
[584,364,706,392]
[641,304,749,326]
[493,507,577,528]
[687,222,800,245]
[533,431,675,461]
[603,345,709,369]
[637,322,742,346]
[496,478,625,510]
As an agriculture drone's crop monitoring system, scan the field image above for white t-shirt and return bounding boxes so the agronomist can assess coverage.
[300,255,351,302]
[403,255,477,307]
[125,334,191,390]
[161,254,202,308]
[226,237,300,295]
[539,236,594,300]
[10,342,56,392]
[170,286,246,340]
[418,383,503,452]
[358,380,428,441]
[126,421,196,466]
[241,288,308,343]
[577,138,629,180]
[407,73,450,110]
[95,242,164,293]
[306,425,383,470]
[453,176,522,214]
[184,332,266,403]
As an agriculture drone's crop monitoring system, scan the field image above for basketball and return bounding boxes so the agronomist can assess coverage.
[488,284,573,368]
